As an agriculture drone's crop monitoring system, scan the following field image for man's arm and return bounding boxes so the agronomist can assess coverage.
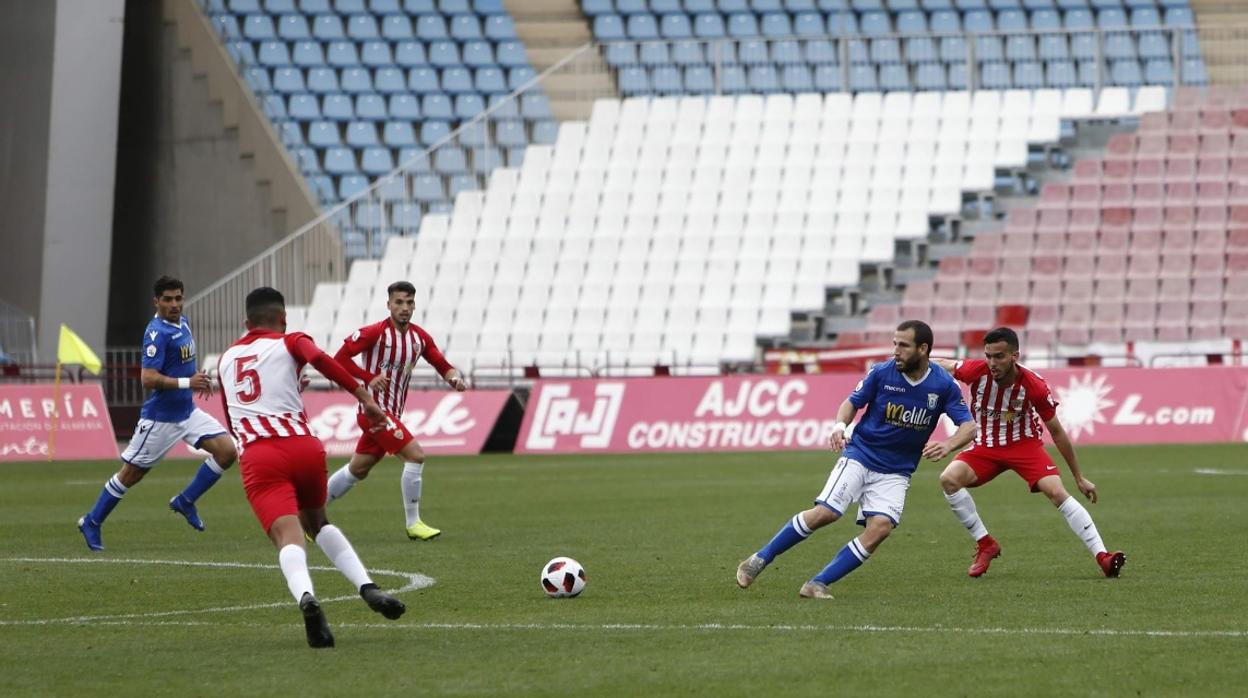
[140,368,213,394]
[923,419,977,461]
[333,331,384,389]
[828,399,859,452]
[415,326,466,391]
[930,357,957,372]
[289,335,386,426]
[1045,416,1098,503]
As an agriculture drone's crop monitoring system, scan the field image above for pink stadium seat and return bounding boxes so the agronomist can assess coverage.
[1197,182,1229,203]
[1192,276,1224,301]
[1156,325,1189,342]
[1127,253,1162,279]
[965,279,998,305]
[1199,133,1231,157]
[1064,254,1095,279]
[1132,209,1163,237]
[1032,255,1063,278]
[1190,324,1223,341]
[904,280,935,304]
[1028,303,1059,329]
[1194,230,1226,252]
[996,281,1030,306]
[1170,111,1199,134]
[1227,228,1248,253]
[1099,230,1130,255]
[1023,327,1056,348]
[1067,230,1097,253]
[1126,278,1159,301]
[1037,183,1070,210]
[1134,181,1164,204]
[1035,209,1068,234]
[900,302,930,318]
[1190,300,1223,327]
[1072,159,1103,183]
[1001,232,1035,257]
[1000,256,1032,279]
[1133,158,1163,182]
[867,304,901,330]
[1157,300,1190,328]
[1232,109,1248,133]
[1229,183,1248,205]
[962,304,994,329]
[938,256,968,279]
[1201,110,1232,134]
[1166,157,1196,178]
[1225,299,1248,320]
[1124,326,1157,342]
[1063,277,1094,302]
[1104,134,1136,161]
[1172,87,1204,112]
[1139,113,1168,134]
[1071,183,1100,209]
[968,256,998,277]
[1166,182,1196,206]
[931,305,962,334]
[1032,278,1061,302]
[1103,159,1132,182]
[1137,135,1167,158]
[971,234,1003,257]
[1230,206,1248,227]
[1101,207,1132,234]
[1064,207,1096,234]
[1194,205,1227,231]
[1196,157,1228,183]
[1159,277,1192,300]
[1163,228,1195,252]
[1169,135,1199,159]
[1004,208,1037,234]
[1095,277,1126,302]
[1227,253,1248,275]
[935,279,967,301]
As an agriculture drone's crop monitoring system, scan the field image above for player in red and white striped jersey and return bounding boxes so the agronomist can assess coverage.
[325,280,466,541]
[933,327,1125,579]
[218,287,407,648]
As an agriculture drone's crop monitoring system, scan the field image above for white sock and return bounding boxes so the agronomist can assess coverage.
[945,489,989,541]
[315,524,373,590]
[401,461,424,527]
[204,456,224,475]
[278,544,314,603]
[1058,496,1107,556]
[327,465,360,503]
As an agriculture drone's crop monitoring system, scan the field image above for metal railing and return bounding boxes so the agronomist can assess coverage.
[0,300,37,366]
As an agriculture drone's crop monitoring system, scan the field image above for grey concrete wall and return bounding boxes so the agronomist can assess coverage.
[39,0,126,361]
[108,0,313,346]
[0,0,57,346]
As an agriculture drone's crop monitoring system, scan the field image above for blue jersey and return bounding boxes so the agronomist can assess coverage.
[843,359,973,476]
[140,315,198,422]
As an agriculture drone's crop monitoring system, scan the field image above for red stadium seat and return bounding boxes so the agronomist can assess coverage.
[1071,159,1103,182]
[1096,251,1128,280]
[1133,158,1163,181]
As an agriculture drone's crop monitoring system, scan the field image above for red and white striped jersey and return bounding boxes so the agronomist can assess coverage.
[334,320,452,417]
[218,330,317,446]
[954,359,1059,447]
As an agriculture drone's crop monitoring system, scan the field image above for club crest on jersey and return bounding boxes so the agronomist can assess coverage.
[145,345,157,357]
[393,428,404,440]
[927,393,939,409]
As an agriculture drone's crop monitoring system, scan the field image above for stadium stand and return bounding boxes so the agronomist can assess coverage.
[869,84,1248,355]
[293,89,1089,374]
[584,0,1207,95]
[201,0,557,211]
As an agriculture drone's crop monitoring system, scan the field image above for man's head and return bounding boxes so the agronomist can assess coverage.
[982,326,1021,381]
[245,286,287,332]
[153,276,185,322]
[387,281,416,327]
[893,320,934,374]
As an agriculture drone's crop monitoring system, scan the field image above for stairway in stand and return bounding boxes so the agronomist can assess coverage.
[1189,0,1248,85]
[504,0,616,121]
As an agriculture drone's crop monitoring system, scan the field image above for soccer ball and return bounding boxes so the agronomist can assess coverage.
[540,557,586,598]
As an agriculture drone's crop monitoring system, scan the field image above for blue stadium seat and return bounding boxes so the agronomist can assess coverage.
[462,40,494,68]
[1014,61,1045,88]
[929,10,960,33]
[496,41,529,68]
[848,39,869,64]
[484,15,517,40]
[299,0,331,11]
[412,174,446,202]
[402,0,436,11]
[627,14,660,39]
[752,0,785,11]
[457,120,488,147]
[747,65,780,93]
[345,121,379,146]
[486,93,520,119]
[1032,9,1062,30]
[738,40,769,65]
[417,15,449,40]
[963,10,993,33]
[871,38,902,64]
[896,10,927,33]
[292,146,318,173]
[354,201,384,230]
[312,14,346,40]
[719,0,750,11]
[618,66,650,95]
[429,40,461,68]
[605,43,638,67]
[793,12,823,36]
[727,13,759,37]
[341,67,373,93]
[1038,34,1069,60]
[684,0,714,11]
[451,15,483,40]
[388,94,421,119]
[292,41,325,66]
[361,41,393,67]
[1130,7,1161,28]
[408,67,441,93]
[878,63,909,91]
[582,0,612,15]
[1006,35,1036,61]
[1065,9,1094,29]
[212,15,241,41]
[374,67,406,93]
[1110,58,1143,86]
[454,93,486,119]
[278,121,305,147]
[805,39,837,64]
[494,120,527,148]
[999,9,1028,32]
[694,13,727,37]
[382,15,414,40]
[273,67,307,93]
[915,62,946,90]
[326,41,360,67]
[940,36,968,63]
[1164,8,1193,27]
[323,93,355,120]
[335,0,367,12]
[772,39,801,64]
[258,40,292,66]
[520,92,552,119]
[532,120,559,144]
[447,174,479,199]
[507,67,537,90]
[472,146,504,175]
[420,120,452,146]
[339,173,369,200]
[289,93,321,120]
[761,12,792,36]
[672,41,705,65]
[683,66,714,94]
[659,13,693,38]
[227,41,256,66]
[360,147,395,175]
[975,36,1004,62]
[848,64,877,91]
[475,67,507,93]
[780,64,812,91]
[640,42,672,66]
[1137,31,1168,60]
[1076,60,1099,87]
[396,148,432,172]
[229,0,261,12]
[906,37,938,63]
[394,41,428,67]
[422,94,454,120]
[652,66,683,93]
[947,61,968,89]
[719,65,748,94]
[438,0,470,13]
[813,64,841,91]
[594,14,626,40]
[1098,8,1129,30]
[262,94,287,119]
[1144,58,1173,84]
[392,203,422,230]
[383,121,418,146]
[323,146,357,174]
[1105,33,1136,61]
[441,66,474,93]
[341,230,368,258]
[278,14,311,40]
[859,11,890,35]
[1070,32,1096,60]
[243,14,277,40]
[1181,58,1209,85]
[355,93,388,119]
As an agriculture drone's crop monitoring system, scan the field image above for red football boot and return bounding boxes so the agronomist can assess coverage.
[968,535,1002,578]
[1097,551,1126,578]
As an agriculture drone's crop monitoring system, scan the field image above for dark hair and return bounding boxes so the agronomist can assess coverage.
[387,280,416,297]
[153,275,184,297]
[245,286,286,326]
[983,326,1020,350]
[896,319,934,355]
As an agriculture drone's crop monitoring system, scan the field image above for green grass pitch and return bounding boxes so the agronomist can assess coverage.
[2,444,1246,696]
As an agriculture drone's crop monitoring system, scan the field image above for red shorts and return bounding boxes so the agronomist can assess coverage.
[957,441,1059,492]
[353,411,415,459]
[240,435,328,532]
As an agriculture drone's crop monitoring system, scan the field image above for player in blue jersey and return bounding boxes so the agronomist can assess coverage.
[735,320,978,598]
[77,276,238,551]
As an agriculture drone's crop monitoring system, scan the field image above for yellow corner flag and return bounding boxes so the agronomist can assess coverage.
[58,324,102,375]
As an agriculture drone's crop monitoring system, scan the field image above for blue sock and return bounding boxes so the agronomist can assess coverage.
[87,475,127,525]
[758,513,814,563]
[813,538,872,585]
[180,458,224,503]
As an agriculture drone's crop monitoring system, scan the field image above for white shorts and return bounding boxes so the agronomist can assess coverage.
[120,408,228,468]
[815,456,912,526]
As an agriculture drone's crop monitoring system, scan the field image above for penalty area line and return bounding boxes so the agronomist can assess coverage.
[0,556,434,626]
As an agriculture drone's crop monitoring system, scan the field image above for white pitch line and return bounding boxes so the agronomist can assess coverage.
[1194,468,1248,476]
[0,556,434,626]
